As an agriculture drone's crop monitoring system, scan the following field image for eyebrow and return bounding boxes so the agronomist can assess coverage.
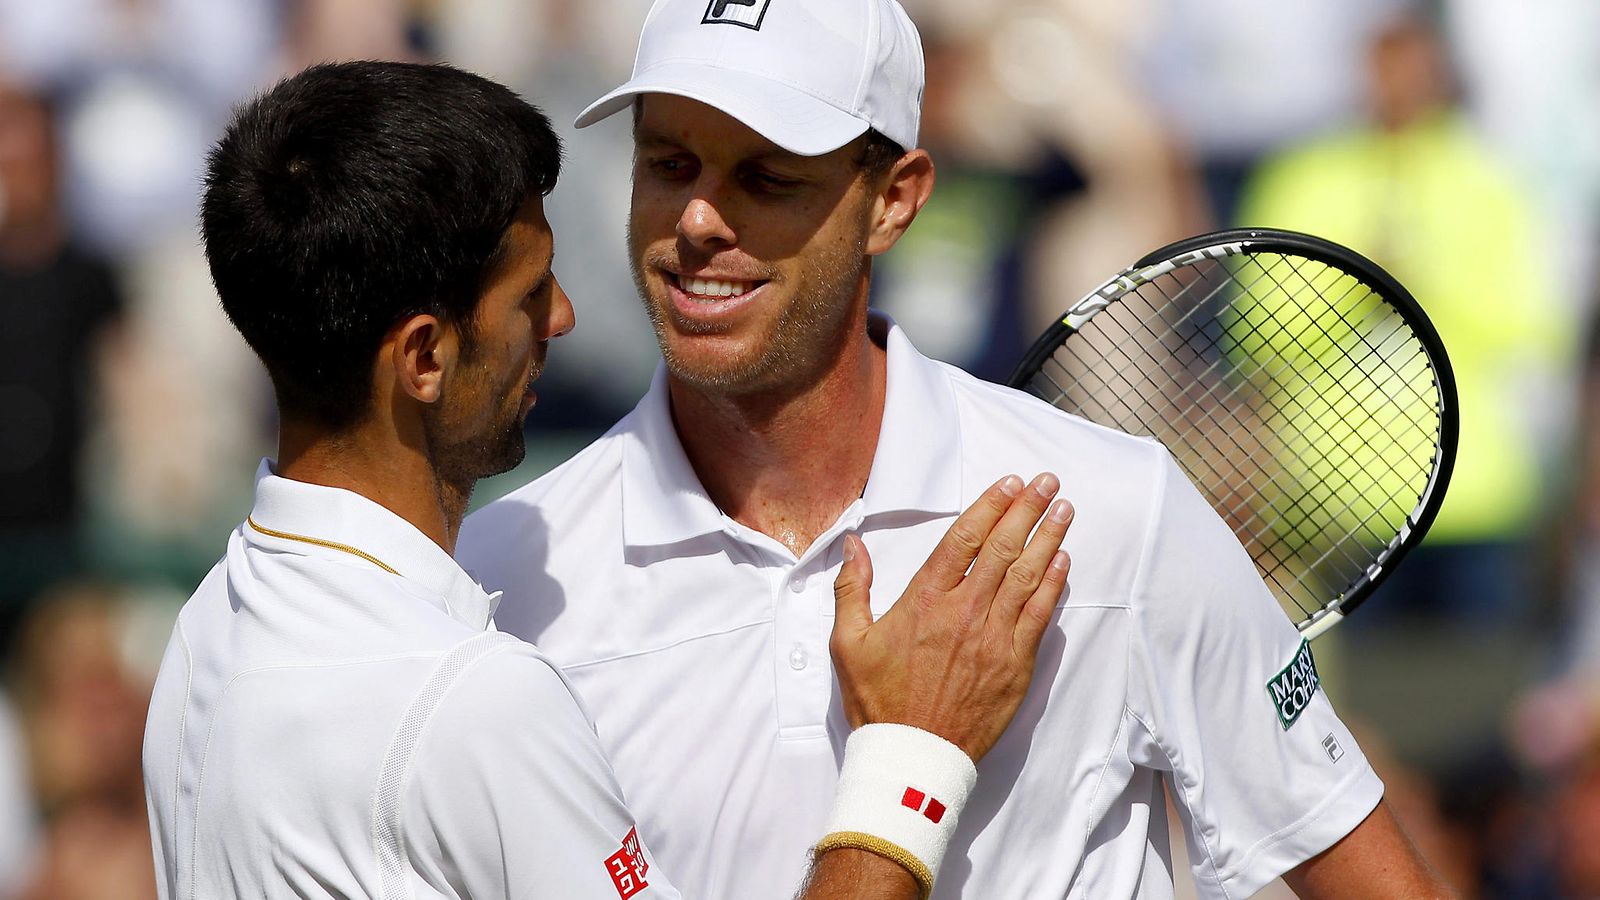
[632,126,681,150]
[533,247,554,289]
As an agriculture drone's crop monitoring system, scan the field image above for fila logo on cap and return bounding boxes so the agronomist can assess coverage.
[702,0,772,30]
[901,786,946,824]
[576,0,923,156]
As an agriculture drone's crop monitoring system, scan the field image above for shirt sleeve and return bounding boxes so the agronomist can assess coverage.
[402,642,681,900]
[1124,450,1384,899]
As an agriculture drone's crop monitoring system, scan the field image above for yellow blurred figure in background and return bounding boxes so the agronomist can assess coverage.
[1236,15,1569,622]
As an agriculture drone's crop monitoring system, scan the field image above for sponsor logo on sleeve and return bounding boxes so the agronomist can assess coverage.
[1322,733,1345,763]
[605,826,650,898]
[702,0,772,29]
[1265,639,1322,730]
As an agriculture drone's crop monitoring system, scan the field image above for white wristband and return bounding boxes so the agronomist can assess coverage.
[815,724,978,898]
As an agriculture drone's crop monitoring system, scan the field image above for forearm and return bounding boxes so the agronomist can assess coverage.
[797,847,921,900]
[1284,800,1455,899]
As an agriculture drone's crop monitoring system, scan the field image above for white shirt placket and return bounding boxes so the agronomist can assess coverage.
[771,503,865,739]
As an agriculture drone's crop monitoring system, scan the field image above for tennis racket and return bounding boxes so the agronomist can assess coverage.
[1009,228,1457,639]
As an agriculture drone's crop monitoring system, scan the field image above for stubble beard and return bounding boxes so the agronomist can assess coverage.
[422,363,530,515]
[628,226,867,399]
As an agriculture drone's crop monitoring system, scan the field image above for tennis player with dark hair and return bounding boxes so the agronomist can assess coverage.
[457,1,1454,897]
[141,60,1075,899]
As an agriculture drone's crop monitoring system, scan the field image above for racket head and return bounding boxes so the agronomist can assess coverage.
[1010,228,1458,637]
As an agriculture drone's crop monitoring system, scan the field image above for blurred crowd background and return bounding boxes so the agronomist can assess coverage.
[0,0,1597,896]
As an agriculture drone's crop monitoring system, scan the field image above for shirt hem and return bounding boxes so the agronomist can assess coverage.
[1210,764,1385,900]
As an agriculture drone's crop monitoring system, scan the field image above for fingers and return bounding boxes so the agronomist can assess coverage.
[1011,547,1075,666]
[831,534,875,646]
[915,475,1023,592]
[964,473,1060,598]
[991,497,1074,626]
[828,479,1073,763]
[1014,549,1071,662]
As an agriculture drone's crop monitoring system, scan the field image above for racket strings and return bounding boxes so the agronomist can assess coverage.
[1030,251,1444,626]
[1187,260,1437,605]
[1280,255,1441,410]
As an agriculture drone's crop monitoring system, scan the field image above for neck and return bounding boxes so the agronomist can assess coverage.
[276,418,470,555]
[669,307,887,558]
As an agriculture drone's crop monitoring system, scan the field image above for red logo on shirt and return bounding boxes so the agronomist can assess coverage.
[901,786,946,824]
[605,826,650,898]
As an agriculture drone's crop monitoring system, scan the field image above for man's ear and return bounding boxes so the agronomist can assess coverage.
[387,314,457,405]
[865,149,935,257]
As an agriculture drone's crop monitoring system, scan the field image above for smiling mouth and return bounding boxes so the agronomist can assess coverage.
[670,273,767,301]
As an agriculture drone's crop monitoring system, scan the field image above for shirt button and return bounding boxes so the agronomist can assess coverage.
[788,644,809,670]
[788,575,805,593]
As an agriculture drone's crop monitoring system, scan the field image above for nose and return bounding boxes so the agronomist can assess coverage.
[544,277,575,340]
[676,194,736,250]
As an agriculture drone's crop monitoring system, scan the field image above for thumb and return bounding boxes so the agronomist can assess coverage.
[831,534,875,644]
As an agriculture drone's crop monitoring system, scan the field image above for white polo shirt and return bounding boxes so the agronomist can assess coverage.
[143,463,679,900]
[459,315,1384,900]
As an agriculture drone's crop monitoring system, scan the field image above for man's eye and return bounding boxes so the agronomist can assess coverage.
[647,157,691,178]
[745,170,800,192]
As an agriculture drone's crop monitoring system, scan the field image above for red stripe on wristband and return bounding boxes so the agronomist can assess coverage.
[901,787,947,823]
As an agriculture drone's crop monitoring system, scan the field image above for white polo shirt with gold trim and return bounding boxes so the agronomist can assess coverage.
[143,463,679,899]
[459,314,1384,900]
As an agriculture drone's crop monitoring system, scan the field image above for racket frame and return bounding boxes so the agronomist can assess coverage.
[1007,228,1459,638]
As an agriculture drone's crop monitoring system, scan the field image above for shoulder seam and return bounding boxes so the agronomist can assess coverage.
[369,631,520,899]
[941,365,975,500]
[172,622,192,900]
[1120,454,1241,900]
[1123,703,1234,898]
[1120,446,1171,787]
[1084,705,1131,847]
[1123,446,1171,613]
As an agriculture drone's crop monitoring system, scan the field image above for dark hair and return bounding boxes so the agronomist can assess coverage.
[202,61,562,430]
[857,128,905,177]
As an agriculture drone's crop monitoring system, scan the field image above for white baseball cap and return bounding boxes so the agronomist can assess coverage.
[575,0,924,157]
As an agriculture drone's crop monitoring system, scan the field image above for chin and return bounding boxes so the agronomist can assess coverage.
[479,427,528,479]
[662,346,797,396]
[658,332,744,378]
[434,423,527,489]
[655,314,773,375]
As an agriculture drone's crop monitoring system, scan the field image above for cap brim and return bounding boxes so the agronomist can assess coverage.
[574,62,870,157]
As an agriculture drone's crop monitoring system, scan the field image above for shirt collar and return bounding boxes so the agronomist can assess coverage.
[619,312,963,548]
[861,314,964,518]
[618,369,730,547]
[244,460,501,630]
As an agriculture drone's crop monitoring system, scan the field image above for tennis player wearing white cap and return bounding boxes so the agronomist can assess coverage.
[141,60,1074,900]
[458,1,1453,898]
